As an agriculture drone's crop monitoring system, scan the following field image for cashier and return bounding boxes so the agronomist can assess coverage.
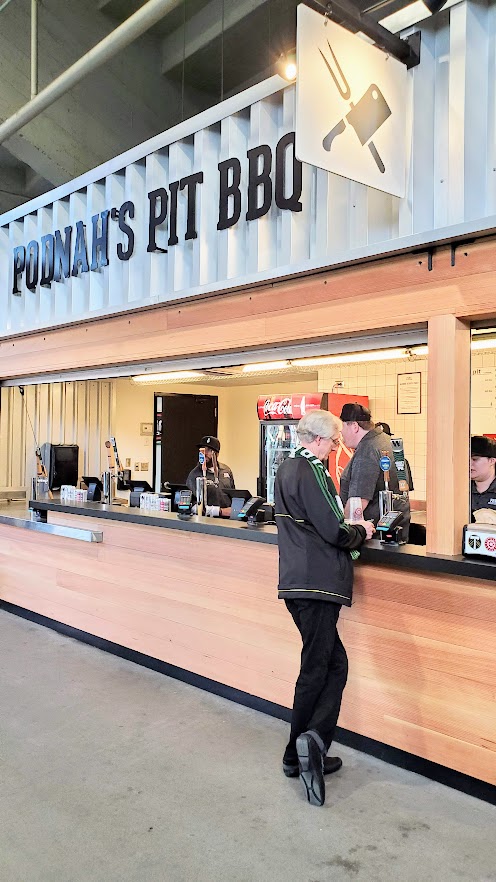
[470,435,496,521]
[339,402,410,537]
[186,435,235,515]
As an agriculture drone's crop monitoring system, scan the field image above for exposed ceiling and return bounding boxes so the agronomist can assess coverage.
[0,0,434,216]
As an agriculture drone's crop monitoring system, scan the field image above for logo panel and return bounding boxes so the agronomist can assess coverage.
[296,5,409,197]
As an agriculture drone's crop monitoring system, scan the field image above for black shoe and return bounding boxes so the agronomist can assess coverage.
[283,756,342,778]
[296,731,326,806]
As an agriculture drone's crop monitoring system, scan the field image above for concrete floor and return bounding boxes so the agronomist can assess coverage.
[0,610,495,882]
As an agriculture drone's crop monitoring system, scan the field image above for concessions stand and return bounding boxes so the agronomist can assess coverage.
[0,5,495,799]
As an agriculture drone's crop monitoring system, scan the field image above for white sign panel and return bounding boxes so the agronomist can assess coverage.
[296,4,408,197]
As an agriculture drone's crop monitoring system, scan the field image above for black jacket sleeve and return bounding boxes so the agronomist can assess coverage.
[296,462,366,551]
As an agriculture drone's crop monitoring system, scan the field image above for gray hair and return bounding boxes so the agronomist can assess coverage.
[297,409,341,443]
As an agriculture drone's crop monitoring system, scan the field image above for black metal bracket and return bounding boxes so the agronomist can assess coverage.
[427,248,433,271]
[305,0,421,69]
[450,239,474,266]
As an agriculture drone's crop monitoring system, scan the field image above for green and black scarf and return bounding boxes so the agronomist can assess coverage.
[292,445,360,560]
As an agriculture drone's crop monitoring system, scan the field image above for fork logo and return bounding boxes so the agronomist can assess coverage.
[295,6,408,197]
[320,41,391,174]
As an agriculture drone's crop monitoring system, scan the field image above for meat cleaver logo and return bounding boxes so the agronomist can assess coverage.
[320,41,391,175]
[296,6,408,198]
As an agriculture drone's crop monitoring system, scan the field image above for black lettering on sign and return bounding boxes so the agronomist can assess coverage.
[91,210,110,271]
[54,226,72,282]
[168,181,180,247]
[180,172,204,240]
[117,201,135,261]
[71,221,89,277]
[246,145,272,221]
[217,158,242,230]
[12,246,25,295]
[275,132,302,212]
[40,234,55,287]
[147,188,168,253]
[26,241,39,291]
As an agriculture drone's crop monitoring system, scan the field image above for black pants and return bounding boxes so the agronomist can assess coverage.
[283,599,348,764]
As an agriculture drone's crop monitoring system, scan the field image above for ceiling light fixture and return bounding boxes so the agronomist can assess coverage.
[471,338,496,351]
[380,0,450,34]
[284,60,297,80]
[132,371,205,383]
[292,346,428,367]
[277,51,297,82]
[242,360,291,373]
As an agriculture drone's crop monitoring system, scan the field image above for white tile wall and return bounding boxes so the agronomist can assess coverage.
[318,357,428,501]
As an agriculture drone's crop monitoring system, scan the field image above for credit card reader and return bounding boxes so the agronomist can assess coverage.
[177,489,193,520]
[376,510,403,544]
[237,496,266,528]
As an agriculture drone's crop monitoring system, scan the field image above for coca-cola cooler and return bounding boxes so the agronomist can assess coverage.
[257,392,369,503]
[257,394,327,503]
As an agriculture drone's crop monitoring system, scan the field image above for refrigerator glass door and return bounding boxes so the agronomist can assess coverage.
[265,423,299,504]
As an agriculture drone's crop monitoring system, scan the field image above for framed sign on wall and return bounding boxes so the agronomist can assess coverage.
[397,372,421,414]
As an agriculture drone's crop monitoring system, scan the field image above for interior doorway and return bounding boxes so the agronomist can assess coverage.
[154,393,218,489]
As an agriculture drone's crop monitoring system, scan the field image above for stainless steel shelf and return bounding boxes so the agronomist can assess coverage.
[0,513,103,542]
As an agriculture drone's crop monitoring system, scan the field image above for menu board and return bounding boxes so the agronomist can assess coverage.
[397,372,421,414]
[471,368,496,408]
[471,367,496,434]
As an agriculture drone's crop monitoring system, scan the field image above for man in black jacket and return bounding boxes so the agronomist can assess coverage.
[275,409,374,806]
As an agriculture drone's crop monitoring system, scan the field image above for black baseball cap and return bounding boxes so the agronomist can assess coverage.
[377,421,392,436]
[340,402,372,423]
[471,435,496,458]
[197,435,220,453]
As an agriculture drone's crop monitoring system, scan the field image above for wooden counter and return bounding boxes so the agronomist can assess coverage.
[0,506,494,792]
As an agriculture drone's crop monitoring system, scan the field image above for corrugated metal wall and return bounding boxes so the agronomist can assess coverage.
[0,381,113,489]
[0,1,495,337]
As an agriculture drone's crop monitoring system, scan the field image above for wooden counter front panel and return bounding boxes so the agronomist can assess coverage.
[0,515,494,786]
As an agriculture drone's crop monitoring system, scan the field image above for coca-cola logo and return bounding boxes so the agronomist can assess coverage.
[263,397,292,419]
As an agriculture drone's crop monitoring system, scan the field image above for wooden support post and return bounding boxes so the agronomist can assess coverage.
[426,315,471,555]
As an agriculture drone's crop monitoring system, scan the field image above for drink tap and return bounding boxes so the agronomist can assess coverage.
[198,446,207,516]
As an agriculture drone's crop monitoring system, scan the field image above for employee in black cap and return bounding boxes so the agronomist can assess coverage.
[376,420,414,491]
[186,435,236,514]
[470,435,496,520]
[339,403,410,537]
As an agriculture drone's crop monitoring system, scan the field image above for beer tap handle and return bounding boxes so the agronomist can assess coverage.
[105,440,115,472]
[199,446,207,478]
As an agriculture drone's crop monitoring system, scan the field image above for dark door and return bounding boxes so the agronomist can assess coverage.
[160,393,218,486]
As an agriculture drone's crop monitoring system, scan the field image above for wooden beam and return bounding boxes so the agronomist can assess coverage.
[426,315,471,556]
